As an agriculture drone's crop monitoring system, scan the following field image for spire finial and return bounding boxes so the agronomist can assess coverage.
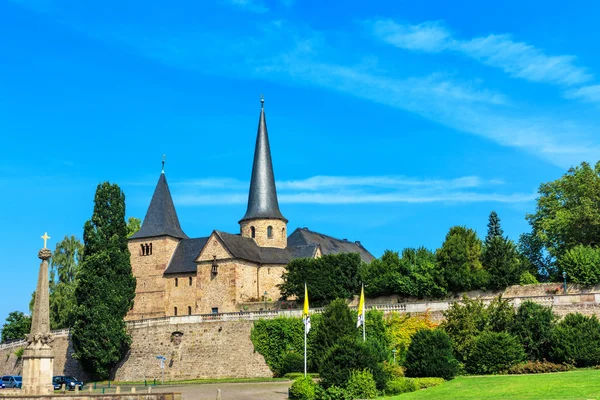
[162,154,166,174]
[260,94,264,108]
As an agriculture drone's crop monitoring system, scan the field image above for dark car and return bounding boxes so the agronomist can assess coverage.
[1,376,21,389]
[52,376,83,391]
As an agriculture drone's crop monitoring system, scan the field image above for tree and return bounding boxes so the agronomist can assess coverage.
[436,226,485,292]
[518,233,555,281]
[550,313,600,367]
[312,299,357,362]
[405,329,458,380]
[279,253,362,306]
[1,311,31,343]
[72,182,136,379]
[360,250,403,297]
[465,332,526,374]
[511,301,556,361]
[526,161,600,260]
[49,235,84,329]
[485,211,504,246]
[559,245,600,285]
[483,236,523,290]
[126,217,141,238]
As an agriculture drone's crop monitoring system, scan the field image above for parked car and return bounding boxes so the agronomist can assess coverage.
[0,380,5,389]
[52,376,83,391]
[1,376,22,389]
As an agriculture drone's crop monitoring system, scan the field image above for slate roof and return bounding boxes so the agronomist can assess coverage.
[239,100,287,223]
[131,173,188,240]
[164,237,209,274]
[287,227,375,263]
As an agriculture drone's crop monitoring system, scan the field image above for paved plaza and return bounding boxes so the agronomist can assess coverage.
[154,381,292,400]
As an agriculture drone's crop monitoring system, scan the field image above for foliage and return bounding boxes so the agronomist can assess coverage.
[436,226,485,292]
[465,331,526,374]
[441,296,514,362]
[384,378,419,396]
[71,182,136,380]
[385,312,437,362]
[485,211,504,246]
[319,337,386,390]
[382,361,405,380]
[14,347,24,359]
[518,233,555,281]
[405,329,459,380]
[360,248,446,299]
[1,311,31,343]
[559,245,600,285]
[250,317,305,376]
[412,377,445,389]
[519,271,539,285]
[312,299,356,365]
[49,235,84,329]
[126,217,141,238]
[483,236,524,290]
[280,352,305,376]
[550,313,600,367]
[316,385,350,400]
[284,373,319,380]
[526,161,600,261]
[507,360,574,374]
[345,369,378,399]
[279,254,362,306]
[289,376,317,400]
[511,301,556,361]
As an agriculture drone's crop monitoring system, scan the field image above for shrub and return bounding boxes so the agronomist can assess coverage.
[382,361,405,380]
[405,329,459,380]
[385,312,438,363]
[466,332,526,374]
[412,377,445,389]
[560,245,600,285]
[507,360,575,374]
[14,347,24,359]
[511,301,556,361]
[519,271,539,285]
[280,352,304,375]
[250,317,304,376]
[316,385,350,400]
[319,337,386,390]
[289,376,317,400]
[550,313,600,367]
[384,378,418,396]
[346,370,378,399]
[284,373,319,380]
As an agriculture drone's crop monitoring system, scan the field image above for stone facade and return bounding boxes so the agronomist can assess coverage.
[127,236,180,320]
[240,219,287,249]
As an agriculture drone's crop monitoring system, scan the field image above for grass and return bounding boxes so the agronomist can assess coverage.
[381,369,600,400]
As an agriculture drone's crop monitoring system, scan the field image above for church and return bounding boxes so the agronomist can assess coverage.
[126,99,374,320]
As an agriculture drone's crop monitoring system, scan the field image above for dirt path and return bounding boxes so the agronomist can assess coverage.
[154,381,291,400]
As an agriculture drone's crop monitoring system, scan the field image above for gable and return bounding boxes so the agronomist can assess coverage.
[196,232,234,262]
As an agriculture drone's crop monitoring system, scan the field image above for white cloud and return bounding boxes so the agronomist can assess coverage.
[565,85,600,104]
[173,175,532,205]
[371,20,592,86]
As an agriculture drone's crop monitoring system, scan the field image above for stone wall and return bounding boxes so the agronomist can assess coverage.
[240,219,287,249]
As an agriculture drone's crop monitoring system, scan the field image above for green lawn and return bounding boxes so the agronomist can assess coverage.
[382,369,600,400]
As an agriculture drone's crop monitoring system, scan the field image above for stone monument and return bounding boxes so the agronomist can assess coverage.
[21,232,55,395]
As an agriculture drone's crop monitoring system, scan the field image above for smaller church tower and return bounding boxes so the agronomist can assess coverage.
[239,97,288,249]
[127,159,188,319]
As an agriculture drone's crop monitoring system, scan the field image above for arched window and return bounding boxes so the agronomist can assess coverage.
[174,307,178,316]
[189,277,193,286]
[175,278,179,287]
[188,306,192,316]
[267,226,273,239]
[251,226,256,238]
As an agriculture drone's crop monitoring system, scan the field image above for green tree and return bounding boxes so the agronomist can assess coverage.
[550,313,600,367]
[405,329,458,380]
[72,182,136,379]
[360,250,403,297]
[436,226,485,292]
[312,299,356,362]
[1,311,31,343]
[485,211,504,246]
[49,235,84,329]
[279,254,361,306]
[511,301,556,361]
[483,236,523,290]
[126,217,141,238]
[526,161,600,260]
[465,331,526,374]
[559,245,600,285]
[518,233,555,280]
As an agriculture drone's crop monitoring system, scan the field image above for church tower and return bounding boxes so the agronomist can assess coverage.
[127,161,188,319]
[239,97,288,248]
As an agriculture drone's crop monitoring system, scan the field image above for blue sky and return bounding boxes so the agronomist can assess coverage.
[1,0,600,324]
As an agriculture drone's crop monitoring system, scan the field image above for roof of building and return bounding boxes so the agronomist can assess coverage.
[164,237,209,274]
[131,173,188,240]
[287,227,375,263]
[239,100,287,223]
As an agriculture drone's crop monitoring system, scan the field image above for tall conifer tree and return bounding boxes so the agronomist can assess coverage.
[485,211,504,245]
[72,182,136,379]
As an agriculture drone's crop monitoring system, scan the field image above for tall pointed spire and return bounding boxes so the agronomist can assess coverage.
[131,166,188,240]
[240,96,287,223]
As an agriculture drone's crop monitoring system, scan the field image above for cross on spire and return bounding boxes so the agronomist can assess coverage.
[162,154,166,174]
[41,232,50,249]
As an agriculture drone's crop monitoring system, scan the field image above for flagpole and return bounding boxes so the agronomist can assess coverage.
[362,283,366,342]
[304,318,307,377]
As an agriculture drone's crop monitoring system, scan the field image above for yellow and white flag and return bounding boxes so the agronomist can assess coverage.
[303,283,311,334]
[357,284,365,328]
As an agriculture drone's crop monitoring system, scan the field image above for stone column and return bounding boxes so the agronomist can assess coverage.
[21,247,55,395]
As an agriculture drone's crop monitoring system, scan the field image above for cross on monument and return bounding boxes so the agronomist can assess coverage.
[41,232,50,249]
